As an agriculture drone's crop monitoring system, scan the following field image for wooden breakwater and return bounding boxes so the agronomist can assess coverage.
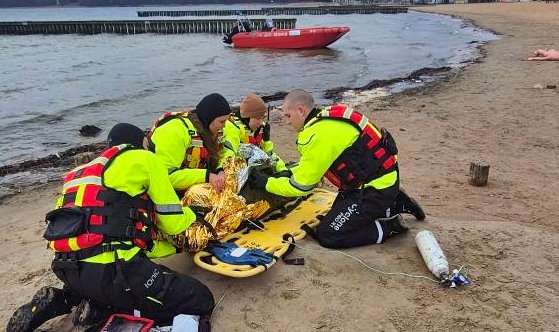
[0,18,296,35]
[137,5,408,17]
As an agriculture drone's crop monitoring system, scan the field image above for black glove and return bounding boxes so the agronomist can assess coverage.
[380,127,398,155]
[262,123,271,142]
[189,205,218,238]
[271,169,292,178]
[189,205,209,219]
[249,171,269,190]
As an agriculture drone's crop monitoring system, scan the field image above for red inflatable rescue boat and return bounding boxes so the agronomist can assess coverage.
[226,26,350,49]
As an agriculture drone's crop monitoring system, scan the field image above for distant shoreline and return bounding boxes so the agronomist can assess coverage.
[1,1,336,9]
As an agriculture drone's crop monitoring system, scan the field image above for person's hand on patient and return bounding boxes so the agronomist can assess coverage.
[209,171,226,193]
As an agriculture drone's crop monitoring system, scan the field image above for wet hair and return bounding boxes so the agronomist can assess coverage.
[187,112,220,172]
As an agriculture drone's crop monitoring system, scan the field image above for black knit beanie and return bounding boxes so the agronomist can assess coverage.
[107,123,145,148]
[193,93,231,128]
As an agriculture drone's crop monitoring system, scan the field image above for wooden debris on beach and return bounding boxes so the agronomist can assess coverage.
[469,160,490,187]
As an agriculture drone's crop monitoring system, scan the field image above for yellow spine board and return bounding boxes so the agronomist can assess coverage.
[193,188,336,277]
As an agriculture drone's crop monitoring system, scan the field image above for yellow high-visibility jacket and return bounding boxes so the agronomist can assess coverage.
[149,116,232,190]
[266,110,398,197]
[54,148,196,263]
[222,117,287,172]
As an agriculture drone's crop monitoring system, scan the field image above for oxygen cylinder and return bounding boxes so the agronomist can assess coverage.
[415,230,449,280]
[172,314,199,332]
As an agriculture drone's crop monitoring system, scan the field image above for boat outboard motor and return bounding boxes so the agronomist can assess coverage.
[223,17,253,45]
[223,25,239,44]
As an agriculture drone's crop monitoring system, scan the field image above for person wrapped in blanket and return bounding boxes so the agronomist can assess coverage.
[248,89,426,248]
[147,93,233,194]
[7,124,214,332]
[221,93,296,217]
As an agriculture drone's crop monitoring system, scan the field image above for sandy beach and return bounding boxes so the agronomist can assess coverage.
[1,3,559,331]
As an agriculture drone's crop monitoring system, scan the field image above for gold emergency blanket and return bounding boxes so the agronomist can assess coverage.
[163,157,269,252]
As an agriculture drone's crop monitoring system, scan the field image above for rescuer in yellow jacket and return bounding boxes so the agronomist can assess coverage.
[222,93,295,214]
[222,93,287,173]
[248,89,425,248]
[148,93,233,193]
[7,123,214,332]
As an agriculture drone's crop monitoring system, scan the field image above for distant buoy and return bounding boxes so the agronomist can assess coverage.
[415,230,449,280]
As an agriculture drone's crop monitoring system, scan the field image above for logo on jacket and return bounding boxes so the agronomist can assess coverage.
[329,204,358,231]
[144,268,160,289]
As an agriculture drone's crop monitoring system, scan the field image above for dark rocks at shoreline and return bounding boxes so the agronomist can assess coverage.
[79,125,102,137]
[262,91,288,103]
[0,66,453,179]
[229,67,453,111]
[0,142,106,177]
[0,142,107,201]
[323,66,453,101]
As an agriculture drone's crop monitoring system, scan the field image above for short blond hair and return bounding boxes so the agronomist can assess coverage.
[284,89,315,111]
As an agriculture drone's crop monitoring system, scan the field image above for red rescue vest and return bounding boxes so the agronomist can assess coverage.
[147,111,209,169]
[313,105,398,190]
[45,145,156,255]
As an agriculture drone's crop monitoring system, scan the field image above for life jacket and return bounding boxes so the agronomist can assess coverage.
[147,111,209,169]
[44,145,157,256]
[312,105,398,190]
[230,115,264,146]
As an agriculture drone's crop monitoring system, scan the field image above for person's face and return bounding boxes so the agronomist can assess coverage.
[282,99,306,131]
[248,115,265,132]
[209,114,230,135]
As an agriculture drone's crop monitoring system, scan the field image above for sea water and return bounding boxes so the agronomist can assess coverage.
[0,5,497,165]
[0,5,497,197]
